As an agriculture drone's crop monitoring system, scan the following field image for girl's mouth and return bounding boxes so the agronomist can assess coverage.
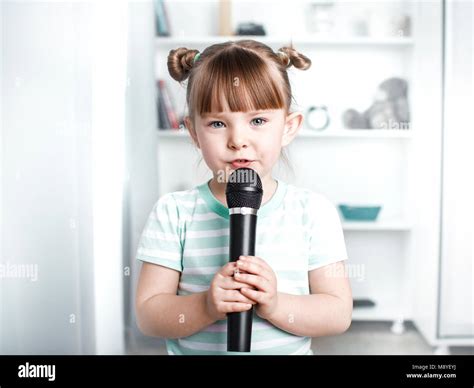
[230,159,254,168]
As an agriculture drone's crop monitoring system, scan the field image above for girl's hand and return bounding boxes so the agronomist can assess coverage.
[206,262,257,321]
[234,256,279,320]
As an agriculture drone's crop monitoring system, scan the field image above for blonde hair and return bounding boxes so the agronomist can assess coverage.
[167,39,312,175]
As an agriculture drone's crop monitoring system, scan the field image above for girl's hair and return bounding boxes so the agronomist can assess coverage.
[167,39,311,120]
[166,40,311,178]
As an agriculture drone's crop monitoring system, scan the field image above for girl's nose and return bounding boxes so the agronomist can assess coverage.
[227,132,248,150]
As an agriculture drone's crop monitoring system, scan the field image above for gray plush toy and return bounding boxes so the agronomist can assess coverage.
[343,77,410,130]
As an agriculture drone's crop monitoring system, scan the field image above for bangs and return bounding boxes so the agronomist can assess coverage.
[189,47,288,116]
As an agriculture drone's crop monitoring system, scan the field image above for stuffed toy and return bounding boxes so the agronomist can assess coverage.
[343,77,410,130]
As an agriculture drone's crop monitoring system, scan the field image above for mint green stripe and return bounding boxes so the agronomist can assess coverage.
[183,255,227,267]
[136,256,182,272]
[173,217,289,232]
[180,215,290,232]
[309,255,346,267]
[183,233,305,249]
[250,339,309,355]
[180,274,214,285]
[184,218,228,231]
[183,332,226,344]
[183,236,229,249]
[147,217,182,230]
[139,236,181,251]
[182,252,307,268]
[166,341,227,356]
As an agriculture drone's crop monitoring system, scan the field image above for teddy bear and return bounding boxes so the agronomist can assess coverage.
[343,77,410,130]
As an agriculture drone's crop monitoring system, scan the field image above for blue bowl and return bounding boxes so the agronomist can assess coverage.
[338,204,382,221]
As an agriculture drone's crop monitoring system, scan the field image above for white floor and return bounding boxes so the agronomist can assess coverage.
[127,321,474,355]
[312,321,472,355]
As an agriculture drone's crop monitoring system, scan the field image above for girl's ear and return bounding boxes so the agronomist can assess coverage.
[281,111,303,147]
[185,116,200,149]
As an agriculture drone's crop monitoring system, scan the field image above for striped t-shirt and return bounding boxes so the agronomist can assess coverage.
[136,179,348,355]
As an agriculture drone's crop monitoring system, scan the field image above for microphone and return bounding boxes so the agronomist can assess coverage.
[225,167,263,352]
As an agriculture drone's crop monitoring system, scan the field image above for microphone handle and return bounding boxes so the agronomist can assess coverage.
[227,212,257,352]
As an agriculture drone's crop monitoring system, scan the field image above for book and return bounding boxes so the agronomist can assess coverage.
[353,299,376,308]
[158,79,179,129]
[157,88,171,130]
[154,0,170,37]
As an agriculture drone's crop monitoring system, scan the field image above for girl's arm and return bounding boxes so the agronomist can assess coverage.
[238,258,353,338]
[267,261,352,337]
[135,263,215,338]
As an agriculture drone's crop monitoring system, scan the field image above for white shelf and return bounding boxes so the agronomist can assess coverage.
[157,129,413,139]
[352,297,405,321]
[342,220,411,231]
[298,129,413,139]
[156,36,414,47]
[157,129,189,137]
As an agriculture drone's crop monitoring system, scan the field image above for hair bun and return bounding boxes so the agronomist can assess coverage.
[167,47,200,82]
[277,47,311,70]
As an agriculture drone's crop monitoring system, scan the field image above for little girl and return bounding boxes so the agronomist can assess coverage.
[135,39,352,355]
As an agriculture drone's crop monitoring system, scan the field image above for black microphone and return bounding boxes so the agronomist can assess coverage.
[225,167,263,352]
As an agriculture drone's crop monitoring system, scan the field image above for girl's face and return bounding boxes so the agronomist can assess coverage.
[186,107,303,182]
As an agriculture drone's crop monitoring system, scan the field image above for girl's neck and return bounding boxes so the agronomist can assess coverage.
[208,174,278,208]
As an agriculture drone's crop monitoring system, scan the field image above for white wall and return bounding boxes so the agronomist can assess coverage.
[0,0,4,353]
[124,0,161,348]
[0,0,135,354]
[1,1,93,354]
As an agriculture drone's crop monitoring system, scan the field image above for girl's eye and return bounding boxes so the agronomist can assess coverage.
[208,118,266,128]
[209,121,225,129]
[251,117,267,126]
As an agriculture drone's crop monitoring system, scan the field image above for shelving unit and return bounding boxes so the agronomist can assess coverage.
[341,220,411,232]
[157,128,413,139]
[153,2,439,331]
[155,35,414,47]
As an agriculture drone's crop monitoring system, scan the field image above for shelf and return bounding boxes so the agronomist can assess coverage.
[157,129,189,137]
[157,129,413,139]
[298,129,413,139]
[156,36,414,47]
[342,220,411,231]
[352,297,406,321]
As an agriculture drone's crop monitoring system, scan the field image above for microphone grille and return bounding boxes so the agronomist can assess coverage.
[225,168,263,209]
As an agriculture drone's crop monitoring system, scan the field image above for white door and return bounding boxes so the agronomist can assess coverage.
[438,0,474,338]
